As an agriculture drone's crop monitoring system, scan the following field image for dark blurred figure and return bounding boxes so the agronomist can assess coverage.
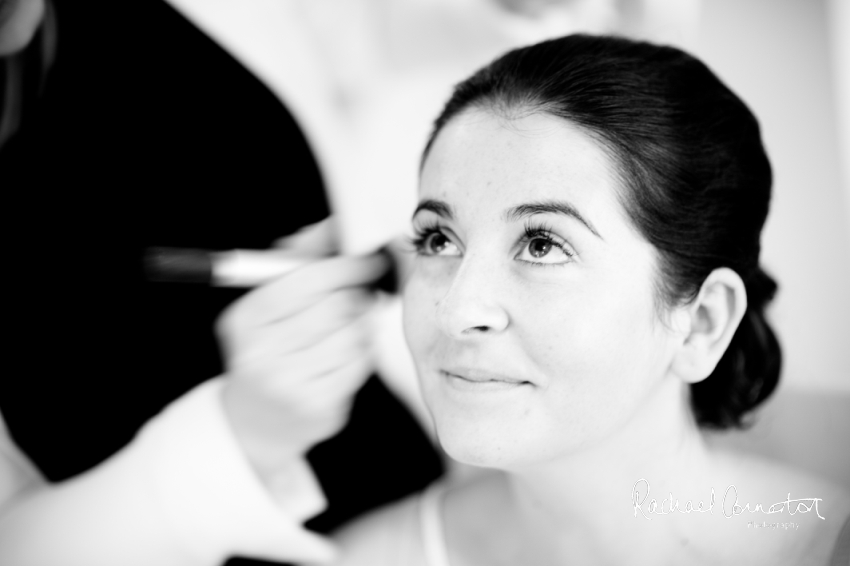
[0,1,441,563]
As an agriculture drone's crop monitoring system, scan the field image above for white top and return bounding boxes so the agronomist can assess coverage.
[420,482,452,566]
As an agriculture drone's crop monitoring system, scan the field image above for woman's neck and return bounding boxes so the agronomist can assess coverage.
[496,379,715,565]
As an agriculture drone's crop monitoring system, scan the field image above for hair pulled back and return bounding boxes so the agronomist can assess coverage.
[423,34,780,429]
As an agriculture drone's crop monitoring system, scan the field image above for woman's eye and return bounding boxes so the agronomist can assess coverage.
[528,238,553,258]
[517,236,573,265]
[417,231,461,256]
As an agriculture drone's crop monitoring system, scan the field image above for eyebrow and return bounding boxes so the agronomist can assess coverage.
[412,199,454,220]
[506,200,602,239]
[412,198,602,239]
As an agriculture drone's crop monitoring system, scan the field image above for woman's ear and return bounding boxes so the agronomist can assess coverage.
[670,267,747,384]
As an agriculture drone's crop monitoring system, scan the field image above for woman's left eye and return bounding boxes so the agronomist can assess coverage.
[516,232,574,265]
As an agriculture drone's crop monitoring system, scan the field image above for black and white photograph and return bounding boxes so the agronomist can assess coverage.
[1,0,848,564]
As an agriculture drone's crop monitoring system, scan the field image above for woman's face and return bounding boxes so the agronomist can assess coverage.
[402,110,686,470]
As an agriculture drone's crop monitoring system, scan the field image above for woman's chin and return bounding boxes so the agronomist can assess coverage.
[439,438,510,469]
[433,411,606,472]
[435,420,546,470]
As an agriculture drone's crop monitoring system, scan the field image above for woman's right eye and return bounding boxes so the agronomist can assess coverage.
[414,230,461,257]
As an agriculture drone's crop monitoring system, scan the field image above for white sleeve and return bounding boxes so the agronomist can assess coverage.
[0,378,336,566]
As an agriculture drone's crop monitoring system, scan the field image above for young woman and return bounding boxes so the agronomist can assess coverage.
[327,34,850,566]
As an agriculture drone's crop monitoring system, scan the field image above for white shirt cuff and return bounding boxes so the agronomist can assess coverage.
[132,377,332,563]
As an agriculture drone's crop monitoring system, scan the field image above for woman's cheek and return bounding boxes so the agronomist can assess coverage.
[402,264,442,359]
[401,278,424,355]
[518,283,635,391]
[514,282,595,361]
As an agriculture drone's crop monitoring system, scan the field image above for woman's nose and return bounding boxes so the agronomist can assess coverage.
[435,256,509,339]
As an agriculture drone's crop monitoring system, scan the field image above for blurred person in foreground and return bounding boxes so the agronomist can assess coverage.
[2,1,387,564]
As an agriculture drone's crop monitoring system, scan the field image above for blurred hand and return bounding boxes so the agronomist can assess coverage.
[0,0,45,55]
[217,219,389,480]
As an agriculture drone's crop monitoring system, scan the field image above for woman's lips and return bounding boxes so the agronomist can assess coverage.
[442,367,529,383]
[440,368,531,391]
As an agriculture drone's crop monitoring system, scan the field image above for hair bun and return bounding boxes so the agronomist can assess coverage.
[745,266,778,311]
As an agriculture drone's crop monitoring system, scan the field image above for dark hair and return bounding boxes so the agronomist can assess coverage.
[423,34,780,429]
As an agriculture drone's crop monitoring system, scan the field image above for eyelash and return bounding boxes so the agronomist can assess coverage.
[519,220,574,266]
[408,220,445,253]
[409,220,575,266]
